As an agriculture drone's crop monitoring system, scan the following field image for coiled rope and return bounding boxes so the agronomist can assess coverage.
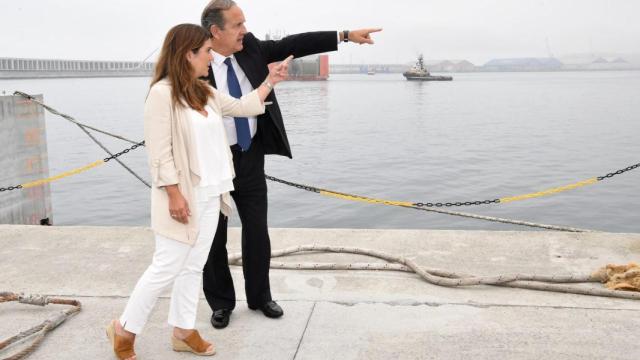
[0,292,81,360]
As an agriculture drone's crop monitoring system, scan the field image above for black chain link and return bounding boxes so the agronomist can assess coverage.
[597,162,640,181]
[266,175,501,207]
[265,175,320,193]
[412,199,500,208]
[1,142,146,194]
[0,185,23,193]
[104,141,145,162]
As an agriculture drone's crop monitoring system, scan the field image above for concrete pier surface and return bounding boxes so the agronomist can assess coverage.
[1,225,639,359]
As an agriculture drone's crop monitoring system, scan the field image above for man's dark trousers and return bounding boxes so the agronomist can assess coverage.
[201,31,339,312]
[203,136,272,310]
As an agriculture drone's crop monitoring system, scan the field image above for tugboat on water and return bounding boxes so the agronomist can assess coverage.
[403,54,453,81]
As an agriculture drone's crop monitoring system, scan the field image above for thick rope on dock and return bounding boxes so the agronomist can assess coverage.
[593,262,640,292]
[0,292,81,360]
[229,245,640,300]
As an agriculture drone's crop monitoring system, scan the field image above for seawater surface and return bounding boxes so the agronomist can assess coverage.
[1,71,638,232]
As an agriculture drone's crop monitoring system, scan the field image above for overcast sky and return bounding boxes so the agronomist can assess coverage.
[1,0,639,65]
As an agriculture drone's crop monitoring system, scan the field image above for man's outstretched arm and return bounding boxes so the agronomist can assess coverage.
[339,28,383,44]
[259,28,383,63]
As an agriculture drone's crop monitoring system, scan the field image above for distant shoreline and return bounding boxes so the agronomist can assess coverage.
[2,68,640,81]
[329,68,640,74]
[0,71,152,80]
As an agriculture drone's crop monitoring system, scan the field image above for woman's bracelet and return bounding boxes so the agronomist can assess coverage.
[262,79,273,90]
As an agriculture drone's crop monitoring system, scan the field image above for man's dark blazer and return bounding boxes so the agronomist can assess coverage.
[207,31,338,158]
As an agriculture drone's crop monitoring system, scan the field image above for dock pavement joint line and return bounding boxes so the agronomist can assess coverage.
[18,294,639,313]
[328,300,640,312]
[293,301,317,360]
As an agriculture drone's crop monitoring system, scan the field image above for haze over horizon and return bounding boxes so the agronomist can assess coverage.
[1,0,638,65]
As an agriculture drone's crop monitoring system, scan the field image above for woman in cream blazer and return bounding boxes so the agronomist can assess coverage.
[145,78,257,245]
[106,24,291,360]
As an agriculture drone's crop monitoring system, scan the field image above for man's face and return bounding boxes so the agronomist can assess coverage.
[211,5,247,55]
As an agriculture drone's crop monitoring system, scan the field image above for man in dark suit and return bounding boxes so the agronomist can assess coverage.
[200,0,381,329]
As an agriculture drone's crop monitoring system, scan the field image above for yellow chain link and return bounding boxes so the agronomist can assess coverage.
[319,190,414,207]
[21,160,105,189]
[500,178,598,203]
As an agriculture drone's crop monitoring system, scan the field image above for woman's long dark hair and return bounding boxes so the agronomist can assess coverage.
[151,24,212,110]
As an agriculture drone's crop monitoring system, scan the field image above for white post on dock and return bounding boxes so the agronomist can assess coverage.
[0,94,53,225]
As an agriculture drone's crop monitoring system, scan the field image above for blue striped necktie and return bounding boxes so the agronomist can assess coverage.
[224,57,251,151]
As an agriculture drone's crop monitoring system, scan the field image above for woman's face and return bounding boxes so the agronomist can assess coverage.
[187,38,214,78]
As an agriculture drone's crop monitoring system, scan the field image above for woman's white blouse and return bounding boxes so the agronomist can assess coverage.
[187,105,234,200]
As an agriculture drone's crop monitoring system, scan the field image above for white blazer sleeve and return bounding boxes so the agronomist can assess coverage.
[213,87,266,118]
[143,84,179,187]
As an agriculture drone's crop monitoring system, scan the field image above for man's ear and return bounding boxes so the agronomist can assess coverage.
[210,25,221,40]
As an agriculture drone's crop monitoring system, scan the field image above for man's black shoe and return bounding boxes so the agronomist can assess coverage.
[210,309,232,329]
[249,301,283,318]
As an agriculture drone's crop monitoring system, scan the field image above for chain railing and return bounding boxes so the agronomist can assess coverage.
[6,90,640,233]
[0,141,145,193]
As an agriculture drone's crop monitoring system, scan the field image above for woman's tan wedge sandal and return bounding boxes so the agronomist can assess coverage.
[171,330,216,356]
[106,320,136,360]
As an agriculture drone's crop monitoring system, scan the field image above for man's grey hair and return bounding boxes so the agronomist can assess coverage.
[201,0,236,31]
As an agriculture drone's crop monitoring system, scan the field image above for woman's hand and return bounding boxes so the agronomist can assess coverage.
[165,185,190,224]
[267,55,294,86]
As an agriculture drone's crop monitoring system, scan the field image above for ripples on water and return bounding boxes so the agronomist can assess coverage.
[1,72,638,232]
